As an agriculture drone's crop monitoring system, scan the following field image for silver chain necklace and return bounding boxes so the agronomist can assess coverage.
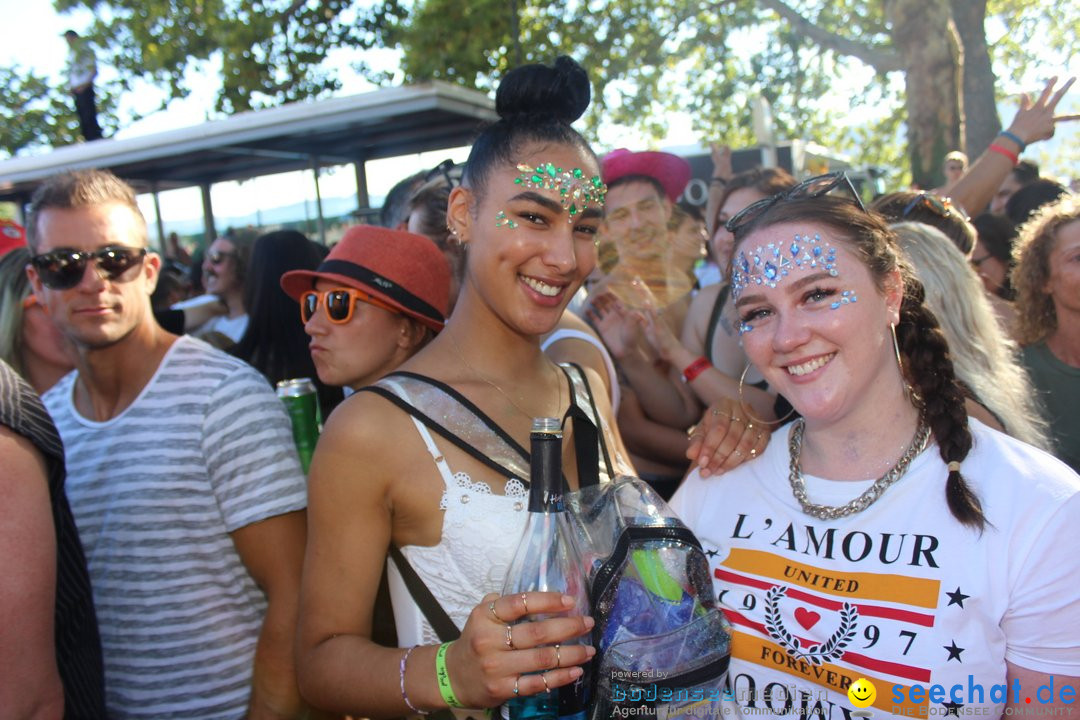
[787,417,930,520]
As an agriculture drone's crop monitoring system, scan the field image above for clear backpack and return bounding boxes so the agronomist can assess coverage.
[568,477,743,720]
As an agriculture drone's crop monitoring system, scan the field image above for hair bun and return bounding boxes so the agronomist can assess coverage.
[495,55,591,125]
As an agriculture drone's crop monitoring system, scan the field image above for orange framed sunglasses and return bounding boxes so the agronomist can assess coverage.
[300,288,398,324]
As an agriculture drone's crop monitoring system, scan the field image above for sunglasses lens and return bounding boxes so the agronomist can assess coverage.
[34,251,87,290]
[98,248,142,279]
[325,291,353,322]
[301,293,318,323]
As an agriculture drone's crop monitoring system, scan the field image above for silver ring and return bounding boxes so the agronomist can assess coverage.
[749,448,757,457]
[733,449,742,458]
[513,675,520,695]
[505,624,515,649]
[554,644,561,668]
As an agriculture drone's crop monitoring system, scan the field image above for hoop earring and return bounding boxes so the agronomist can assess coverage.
[890,321,904,375]
[739,363,796,426]
[891,322,924,409]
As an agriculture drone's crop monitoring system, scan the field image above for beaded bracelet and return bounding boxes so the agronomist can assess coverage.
[997,130,1026,152]
[681,356,711,383]
[435,642,465,709]
[710,177,729,186]
[987,143,1019,165]
[400,646,428,715]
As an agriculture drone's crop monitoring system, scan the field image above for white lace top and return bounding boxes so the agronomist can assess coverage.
[376,368,624,647]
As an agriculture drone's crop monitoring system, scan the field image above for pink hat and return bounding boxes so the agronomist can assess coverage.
[280,225,450,332]
[601,149,692,202]
[0,219,26,257]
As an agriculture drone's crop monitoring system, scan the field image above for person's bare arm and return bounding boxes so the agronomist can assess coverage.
[296,395,593,717]
[587,294,700,428]
[232,510,309,720]
[705,144,734,237]
[1004,664,1079,718]
[0,426,64,720]
[950,76,1074,217]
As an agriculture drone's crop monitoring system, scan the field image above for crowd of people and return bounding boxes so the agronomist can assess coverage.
[0,57,1077,720]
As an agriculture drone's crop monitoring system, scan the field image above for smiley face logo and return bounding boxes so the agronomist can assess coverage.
[848,678,877,708]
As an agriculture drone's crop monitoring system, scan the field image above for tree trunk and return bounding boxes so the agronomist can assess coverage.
[885,0,961,189]
[949,0,999,158]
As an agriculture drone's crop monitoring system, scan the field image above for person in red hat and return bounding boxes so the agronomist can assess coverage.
[280,224,451,391]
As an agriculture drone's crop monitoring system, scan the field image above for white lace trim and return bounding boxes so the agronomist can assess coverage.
[438,473,528,510]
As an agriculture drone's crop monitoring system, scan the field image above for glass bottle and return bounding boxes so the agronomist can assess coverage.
[501,417,590,720]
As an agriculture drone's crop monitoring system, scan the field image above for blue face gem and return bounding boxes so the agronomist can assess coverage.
[829,290,857,310]
[738,321,754,335]
[731,233,839,299]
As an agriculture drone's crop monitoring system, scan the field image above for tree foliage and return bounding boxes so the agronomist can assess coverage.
[0,64,121,158]
[53,0,387,113]
[9,0,1071,182]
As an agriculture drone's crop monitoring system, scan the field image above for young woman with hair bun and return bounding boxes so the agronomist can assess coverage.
[670,178,1080,719]
[296,57,634,716]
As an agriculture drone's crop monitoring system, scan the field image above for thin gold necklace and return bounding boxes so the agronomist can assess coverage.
[447,331,563,421]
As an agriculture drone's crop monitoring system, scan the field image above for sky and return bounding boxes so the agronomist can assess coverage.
[1,1,1077,239]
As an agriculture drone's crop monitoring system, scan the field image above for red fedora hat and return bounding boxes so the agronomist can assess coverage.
[281,225,450,332]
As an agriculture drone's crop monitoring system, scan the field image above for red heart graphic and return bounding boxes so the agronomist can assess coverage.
[794,607,821,630]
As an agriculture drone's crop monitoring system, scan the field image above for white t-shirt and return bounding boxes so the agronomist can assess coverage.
[670,420,1080,720]
[195,312,249,343]
[44,336,307,719]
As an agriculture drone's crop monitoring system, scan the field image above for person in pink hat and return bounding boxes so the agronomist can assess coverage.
[280,224,451,391]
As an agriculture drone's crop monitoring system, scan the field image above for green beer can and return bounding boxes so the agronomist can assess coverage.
[276,378,321,473]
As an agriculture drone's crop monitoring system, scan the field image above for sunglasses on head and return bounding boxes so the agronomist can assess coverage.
[901,193,970,222]
[725,172,866,235]
[31,245,147,291]
[300,288,399,324]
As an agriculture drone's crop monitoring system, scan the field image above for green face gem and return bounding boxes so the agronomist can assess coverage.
[495,210,518,229]
[512,162,608,223]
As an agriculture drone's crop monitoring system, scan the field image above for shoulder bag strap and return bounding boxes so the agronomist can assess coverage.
[388,545,461,642]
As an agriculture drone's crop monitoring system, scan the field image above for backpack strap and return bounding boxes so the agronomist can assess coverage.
[387,546,461,642]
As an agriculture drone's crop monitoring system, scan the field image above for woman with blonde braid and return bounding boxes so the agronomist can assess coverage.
[890,221,1051,450]
[671,176,1079,719]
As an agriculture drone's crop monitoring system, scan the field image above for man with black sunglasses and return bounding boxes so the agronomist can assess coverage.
[26,169,311,719]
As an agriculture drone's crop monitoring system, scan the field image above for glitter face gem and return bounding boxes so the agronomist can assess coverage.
[495,211,518,229]
[512,162,607,221]
[830,290,857,310]
[731,233,838,300]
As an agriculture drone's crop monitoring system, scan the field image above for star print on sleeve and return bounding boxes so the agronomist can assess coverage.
[944,640,965,662]
[945,587,970,608]
[705,548,719,559]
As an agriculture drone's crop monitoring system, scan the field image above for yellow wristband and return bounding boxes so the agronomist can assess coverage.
[435,642,464,708]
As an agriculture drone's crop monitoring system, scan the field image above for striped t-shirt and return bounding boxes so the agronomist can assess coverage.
[43,336,307,719]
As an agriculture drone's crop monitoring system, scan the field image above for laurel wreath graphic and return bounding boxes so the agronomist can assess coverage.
[764,586,858,666]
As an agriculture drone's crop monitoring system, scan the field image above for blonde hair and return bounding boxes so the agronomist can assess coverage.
[1011,194,1080,345]
[891,222,1051,450]
[0,247,33,376]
